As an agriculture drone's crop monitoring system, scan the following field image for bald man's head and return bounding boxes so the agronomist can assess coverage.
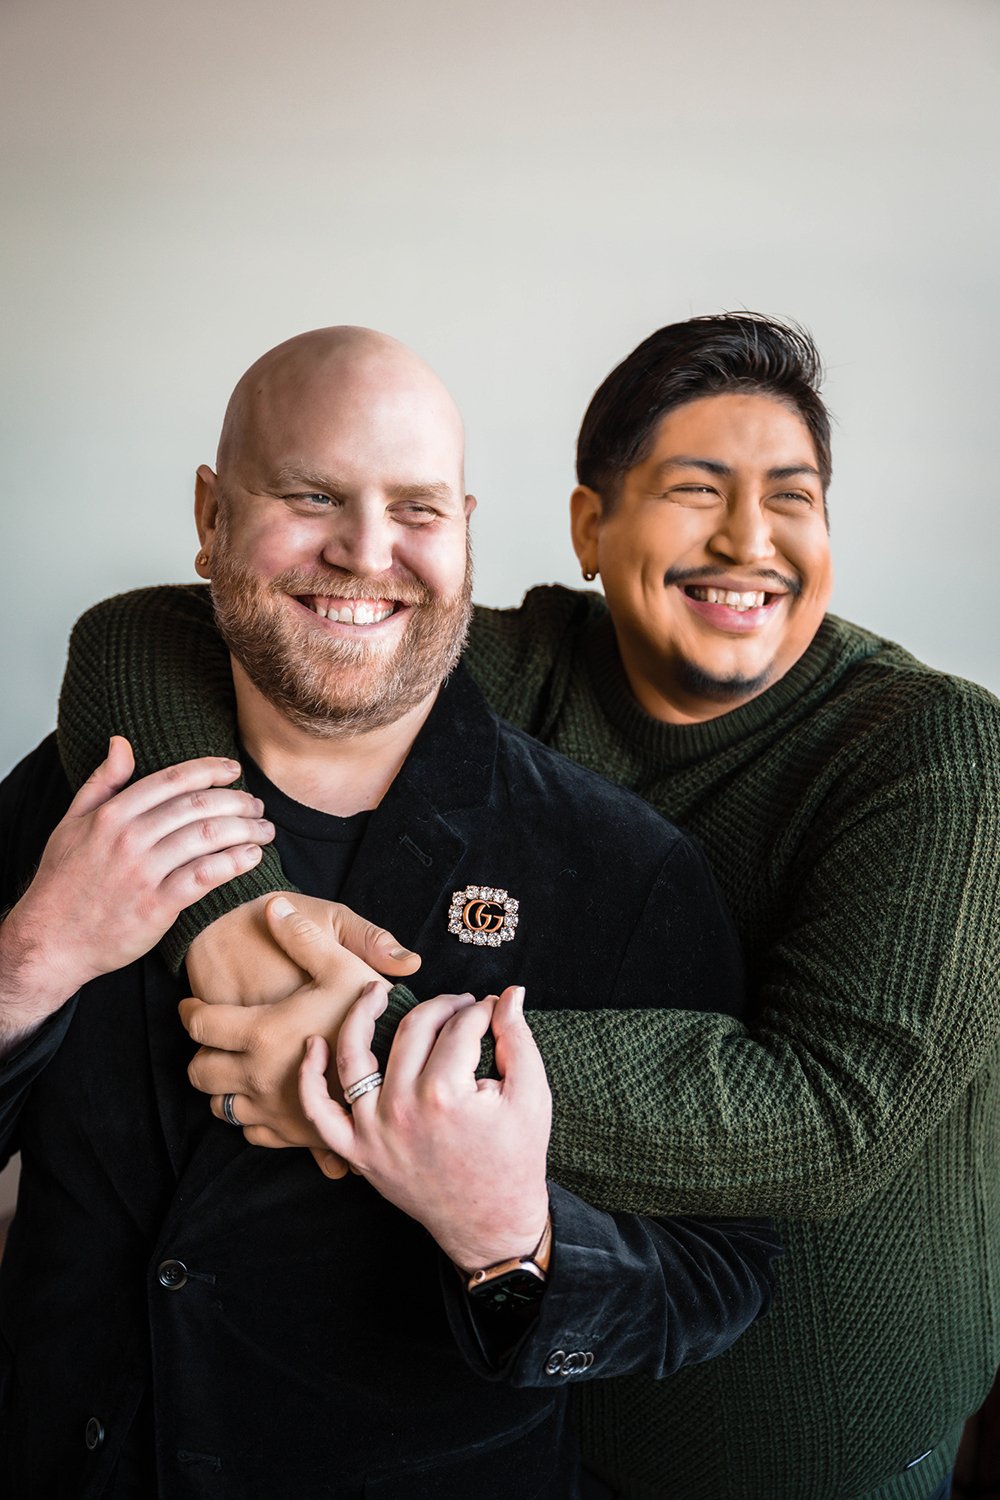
[216,326,465,485]
[194,326,475,737]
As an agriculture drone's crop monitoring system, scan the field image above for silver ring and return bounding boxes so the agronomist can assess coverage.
[221,1093,242,1127]
[344,1070,383,1105]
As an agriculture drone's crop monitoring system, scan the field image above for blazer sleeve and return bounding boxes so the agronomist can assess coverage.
[441,1182,781,1385]
[0,738,81,1165]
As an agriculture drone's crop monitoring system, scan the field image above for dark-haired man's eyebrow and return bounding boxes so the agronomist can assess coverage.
[655,457,733,478]
[653,458,821,482]
[766,464,822,481]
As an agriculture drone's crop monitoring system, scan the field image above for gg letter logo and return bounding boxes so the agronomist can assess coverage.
[463,899,505,933]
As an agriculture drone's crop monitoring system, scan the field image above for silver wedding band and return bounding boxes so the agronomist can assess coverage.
[221,1093,242,1128]
[344,1071,383,1106]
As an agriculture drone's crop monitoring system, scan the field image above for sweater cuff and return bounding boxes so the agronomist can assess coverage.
[370,986,498,1078]
[159,845,299,974]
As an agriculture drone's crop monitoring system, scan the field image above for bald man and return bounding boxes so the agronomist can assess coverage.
[0,329,778,1499]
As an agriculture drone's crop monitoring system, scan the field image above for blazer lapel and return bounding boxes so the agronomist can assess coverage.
[336,666,500,947]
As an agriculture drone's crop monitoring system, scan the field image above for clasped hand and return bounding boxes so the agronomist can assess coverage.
[182,897,552,1269]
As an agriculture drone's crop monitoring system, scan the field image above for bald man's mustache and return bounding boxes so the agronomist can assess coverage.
[268,567,433,607]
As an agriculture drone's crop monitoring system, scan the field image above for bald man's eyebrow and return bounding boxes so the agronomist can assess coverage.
[269,466,346,492]
[268,468,456,501]
[387,481,456,502]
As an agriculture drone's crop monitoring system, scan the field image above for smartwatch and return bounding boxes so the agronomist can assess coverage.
[464,1216,553,1312]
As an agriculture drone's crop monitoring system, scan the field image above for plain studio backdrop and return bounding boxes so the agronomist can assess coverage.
[0,0,997,1213]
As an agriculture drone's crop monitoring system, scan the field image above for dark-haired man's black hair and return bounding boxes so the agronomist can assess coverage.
[576,313,832,509]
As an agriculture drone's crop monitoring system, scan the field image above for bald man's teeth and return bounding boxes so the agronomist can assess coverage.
[304,597,396,624]
[685,587,767,611]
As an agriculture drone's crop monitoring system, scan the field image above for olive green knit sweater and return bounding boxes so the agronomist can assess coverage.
[58,585,1000,1500]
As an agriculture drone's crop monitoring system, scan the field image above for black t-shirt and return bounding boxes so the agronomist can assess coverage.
[242,756,372,902]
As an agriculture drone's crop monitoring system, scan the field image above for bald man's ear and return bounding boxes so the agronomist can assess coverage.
[464,493,477,519]
[570,485,603,575]
[194,465,220,578]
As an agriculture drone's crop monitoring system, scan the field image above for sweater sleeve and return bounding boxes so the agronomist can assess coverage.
[56,587,296,972]
[55,585,592,971]
[531,690,1000,1220]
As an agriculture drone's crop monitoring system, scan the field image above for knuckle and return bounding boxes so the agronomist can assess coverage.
[380,1097,410,1133]
[420,1079,453,1114]
[189,790,211,813]
[90,802,118,838]
[290,915,322,942]
[162,764,185,785]
[197,818,217,845]
[244,1068,269,1097]
[191,858,219,891]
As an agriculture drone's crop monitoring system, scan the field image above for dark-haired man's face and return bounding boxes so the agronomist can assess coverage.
[571,392,833,723]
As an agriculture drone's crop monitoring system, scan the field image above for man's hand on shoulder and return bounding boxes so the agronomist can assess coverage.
[0,736,274,1053]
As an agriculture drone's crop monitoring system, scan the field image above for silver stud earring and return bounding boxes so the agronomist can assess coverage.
[582,569,597,583]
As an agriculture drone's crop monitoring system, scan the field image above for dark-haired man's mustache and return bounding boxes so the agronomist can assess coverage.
[663,565,801,598]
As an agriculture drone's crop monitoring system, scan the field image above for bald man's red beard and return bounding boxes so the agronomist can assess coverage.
[208,549,473,737]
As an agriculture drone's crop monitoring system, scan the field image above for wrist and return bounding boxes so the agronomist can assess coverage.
[455,1210,552,1281]
[0,901,81,1042]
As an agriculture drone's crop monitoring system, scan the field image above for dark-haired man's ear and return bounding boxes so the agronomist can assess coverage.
[570,485,603,580]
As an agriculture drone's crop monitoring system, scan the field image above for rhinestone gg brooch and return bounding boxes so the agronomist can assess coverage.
[448,886,520,946]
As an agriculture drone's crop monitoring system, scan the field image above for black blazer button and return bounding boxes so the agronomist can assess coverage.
[85,1417,105,1451]
[157,1258,188,1290]
[544,1348,595,1377]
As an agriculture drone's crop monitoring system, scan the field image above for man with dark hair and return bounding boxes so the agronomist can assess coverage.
[54,312,1000,1500]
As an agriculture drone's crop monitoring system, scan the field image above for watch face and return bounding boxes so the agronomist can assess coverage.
[468,1268,547,1311]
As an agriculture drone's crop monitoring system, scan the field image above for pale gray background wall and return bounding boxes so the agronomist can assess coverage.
[0,0,997,1211]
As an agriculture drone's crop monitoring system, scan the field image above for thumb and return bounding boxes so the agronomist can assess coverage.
[328,902,422,977]
[310,1146,350,1180]
[263,894,335,979]
[491,986,549,1099]
[69,735,135,817]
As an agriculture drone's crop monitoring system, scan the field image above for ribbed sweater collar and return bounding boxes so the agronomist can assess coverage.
[582,610,878,768]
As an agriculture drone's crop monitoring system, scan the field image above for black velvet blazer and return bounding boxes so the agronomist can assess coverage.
[0,667,779,1499]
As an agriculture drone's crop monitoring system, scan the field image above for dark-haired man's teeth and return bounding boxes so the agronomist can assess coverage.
[687,587,766,611]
